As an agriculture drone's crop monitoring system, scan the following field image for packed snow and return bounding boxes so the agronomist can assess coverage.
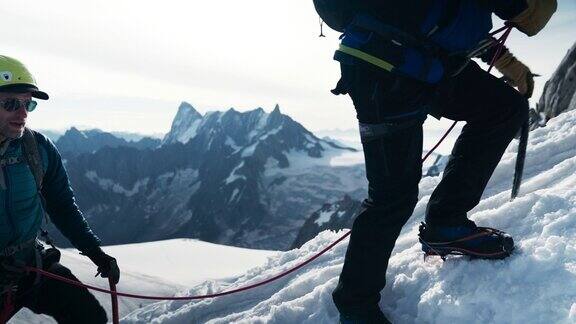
[123,110,576,323]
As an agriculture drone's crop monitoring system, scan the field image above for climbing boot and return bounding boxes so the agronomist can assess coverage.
[418,221,514,260]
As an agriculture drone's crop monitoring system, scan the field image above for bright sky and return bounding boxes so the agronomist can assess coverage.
[4,0,576,142]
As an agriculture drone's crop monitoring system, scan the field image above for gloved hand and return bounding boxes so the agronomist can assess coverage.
[509,0,557,36]
[84,247,120,284]
[494,49,535,99]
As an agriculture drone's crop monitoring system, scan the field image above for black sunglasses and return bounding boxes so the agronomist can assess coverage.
[0,98,38,112]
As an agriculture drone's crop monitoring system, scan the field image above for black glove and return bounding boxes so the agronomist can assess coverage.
[84,247,120,284]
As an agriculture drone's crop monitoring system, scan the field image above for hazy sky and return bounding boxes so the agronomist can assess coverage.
[4,0,576,140]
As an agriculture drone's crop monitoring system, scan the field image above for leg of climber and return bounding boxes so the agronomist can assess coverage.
[19,262,108,324]
[421,61,529,258]
[332,62,435,322]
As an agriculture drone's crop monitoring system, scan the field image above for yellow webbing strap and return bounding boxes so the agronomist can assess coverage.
[337,44,395,72]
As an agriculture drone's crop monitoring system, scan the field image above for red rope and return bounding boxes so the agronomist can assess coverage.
[489,25,509,37]
[23,231,352,302]
[422,121,458,162]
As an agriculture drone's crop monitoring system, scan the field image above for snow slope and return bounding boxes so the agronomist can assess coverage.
[10,239,276,324]
[124,109,576,324]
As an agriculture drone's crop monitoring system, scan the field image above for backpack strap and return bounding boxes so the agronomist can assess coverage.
[21,128,56,248]
[22,128,44,191]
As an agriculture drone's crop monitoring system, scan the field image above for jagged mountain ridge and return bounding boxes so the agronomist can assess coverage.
[54,103,364,250]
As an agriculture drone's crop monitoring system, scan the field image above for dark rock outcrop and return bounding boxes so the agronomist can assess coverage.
[537,41,576,121]
[291,195,362,249]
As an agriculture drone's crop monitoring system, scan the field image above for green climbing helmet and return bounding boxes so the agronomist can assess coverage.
[0,55,49,100]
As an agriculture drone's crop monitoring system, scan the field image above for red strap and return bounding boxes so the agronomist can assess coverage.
[109,279,119,324]
[0,290,14,324]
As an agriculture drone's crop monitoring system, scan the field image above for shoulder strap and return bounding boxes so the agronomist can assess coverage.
[22,128,56,247]
[22,128,44,191]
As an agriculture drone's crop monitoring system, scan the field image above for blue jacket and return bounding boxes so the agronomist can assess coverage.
[335,0,528,83]
[0,131,100,264]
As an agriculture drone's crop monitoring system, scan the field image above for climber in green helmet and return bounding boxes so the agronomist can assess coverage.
[0,55,120,324]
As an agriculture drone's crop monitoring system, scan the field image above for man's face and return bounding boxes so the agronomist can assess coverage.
[0,92,32,140]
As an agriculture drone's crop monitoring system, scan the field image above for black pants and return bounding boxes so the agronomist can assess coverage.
[332,61,528,315]
[3,260,107,324]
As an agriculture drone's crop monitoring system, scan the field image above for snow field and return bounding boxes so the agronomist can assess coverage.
[124,110,576,323]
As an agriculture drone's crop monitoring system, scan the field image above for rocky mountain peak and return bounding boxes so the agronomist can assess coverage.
[537,41,576,120]
[65,126,85,137]
[160,103,336,160]
[162,102,204,145]
[177,101,202,119]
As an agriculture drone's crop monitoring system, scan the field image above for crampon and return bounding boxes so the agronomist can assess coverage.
[418,222,514,261]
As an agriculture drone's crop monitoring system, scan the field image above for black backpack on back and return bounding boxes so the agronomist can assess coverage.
[313,0,456,35]
[313,0,357,32]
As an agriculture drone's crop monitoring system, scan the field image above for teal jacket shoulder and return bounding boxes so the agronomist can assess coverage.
[0,131,100,263]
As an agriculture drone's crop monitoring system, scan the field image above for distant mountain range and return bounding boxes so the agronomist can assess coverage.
[45,101,456,250]
[56,127,161,158]
[50,102,367,250]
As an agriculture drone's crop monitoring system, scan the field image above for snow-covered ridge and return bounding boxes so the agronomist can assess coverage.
[161,102,354,159]
[124,109,576,323]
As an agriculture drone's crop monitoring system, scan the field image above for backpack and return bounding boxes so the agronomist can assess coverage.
[313,0,357,33]
[22,128,57,247]
[22,128,44,191]
[313,0,461,36]
[314,0,490,84]
[313,0,440,34]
